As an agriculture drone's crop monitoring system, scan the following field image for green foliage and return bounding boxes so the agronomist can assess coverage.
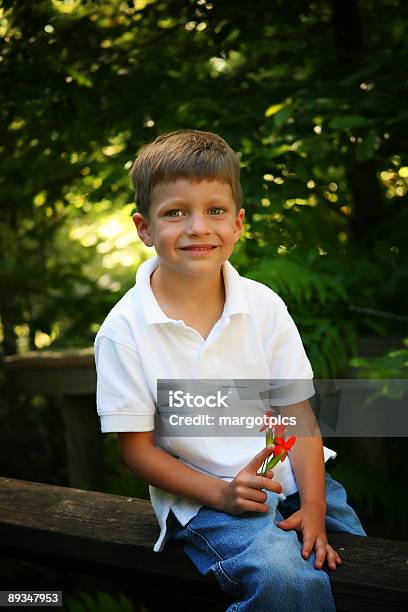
[350,338,408,379]
[64,590,147,612]
[302,316,355,378]
[1,1,407,373]
[244,255,353,376]
[329,460,408,536]
[101,433,149,499]
[246,257,347,307]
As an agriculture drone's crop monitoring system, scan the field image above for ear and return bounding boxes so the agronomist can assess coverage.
[132,213,154,248]
[233,208,245,243]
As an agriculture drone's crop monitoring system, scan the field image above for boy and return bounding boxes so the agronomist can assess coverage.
[94,129,366,611]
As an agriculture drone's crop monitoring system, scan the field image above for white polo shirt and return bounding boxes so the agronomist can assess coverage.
[94,255,336,552]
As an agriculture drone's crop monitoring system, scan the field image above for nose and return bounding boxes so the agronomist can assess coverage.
[185,212,211,236]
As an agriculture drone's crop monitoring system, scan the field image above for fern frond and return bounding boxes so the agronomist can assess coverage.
[247,258,347,306]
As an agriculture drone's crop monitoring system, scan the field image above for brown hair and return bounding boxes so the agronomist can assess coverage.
[129,129,242,220]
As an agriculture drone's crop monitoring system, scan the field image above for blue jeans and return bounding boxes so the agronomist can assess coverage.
[168,472,367,611]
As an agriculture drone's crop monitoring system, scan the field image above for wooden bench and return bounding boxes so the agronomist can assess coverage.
[0,477,407,611]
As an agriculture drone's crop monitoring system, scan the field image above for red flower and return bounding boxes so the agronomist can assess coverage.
[273,436,296,462]
[274,424,286,438]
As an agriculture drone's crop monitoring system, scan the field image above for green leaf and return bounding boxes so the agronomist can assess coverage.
[66,67,93,88]
[64,591,135,612]
[269,143,290,157]
[247,258,347,306]
[355,130,378,162]
[329,115,369,130]
[274,106,293,128]
[265,103,285,117]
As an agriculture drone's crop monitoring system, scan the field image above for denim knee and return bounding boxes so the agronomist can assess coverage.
[220,542,334,612]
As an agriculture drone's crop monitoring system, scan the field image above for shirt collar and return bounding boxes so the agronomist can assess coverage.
[135,255,250,326]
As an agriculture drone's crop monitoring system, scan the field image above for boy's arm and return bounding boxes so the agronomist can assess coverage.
[276,400,342,570]
[288,399,326,511]
[118,431,283,515]
[118,431,229,510]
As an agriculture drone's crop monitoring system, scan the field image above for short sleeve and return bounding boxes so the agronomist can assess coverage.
[94,335,156,433]
[267,300,315,406]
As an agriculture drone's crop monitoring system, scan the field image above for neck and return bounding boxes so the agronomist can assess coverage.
[151,261,225,311]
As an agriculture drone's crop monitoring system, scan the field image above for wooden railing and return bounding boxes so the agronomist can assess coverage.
[0,477,407,611]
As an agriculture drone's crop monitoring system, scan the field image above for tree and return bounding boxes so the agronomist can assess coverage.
[1,0,407,375]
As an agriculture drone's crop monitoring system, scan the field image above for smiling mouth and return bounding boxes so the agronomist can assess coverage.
[181,246,218,251]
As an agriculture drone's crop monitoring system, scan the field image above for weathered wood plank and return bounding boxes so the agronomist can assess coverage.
[3,349,101,487]
[4,349,96,395]
[4,348,95,370]
[1,477,407,611]
[4,366,96,396]
[59,396,104,488]
[0,477,210,582]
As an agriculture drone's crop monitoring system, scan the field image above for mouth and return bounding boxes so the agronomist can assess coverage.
[180,245,218,251]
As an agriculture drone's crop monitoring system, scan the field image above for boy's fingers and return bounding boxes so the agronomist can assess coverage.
[324,544,339,571]
[240,486,270,504]
[250,446,274,472]
[252,475,281,494]
[301,535,315,559]
[313,540,327,569]
[328,548,338,570]
[241,500,270,513]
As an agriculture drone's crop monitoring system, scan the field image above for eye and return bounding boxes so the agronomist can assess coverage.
[209,207,225,215]
[166,209,184,217]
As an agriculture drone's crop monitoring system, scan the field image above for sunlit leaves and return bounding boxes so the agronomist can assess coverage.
[350,339,408,379]
[1,0,407,360]
[66,67,93,88]
[51,0,81,15]
[265,103,284,117]
[380,163,408,199]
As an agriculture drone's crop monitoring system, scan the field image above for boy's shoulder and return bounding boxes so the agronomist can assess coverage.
[237,270,288,318]
[240,273,286,304]
[94,285,140,350]
[228,266,293,340]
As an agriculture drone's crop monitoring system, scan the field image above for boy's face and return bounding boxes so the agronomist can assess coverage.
[133,178,245,277]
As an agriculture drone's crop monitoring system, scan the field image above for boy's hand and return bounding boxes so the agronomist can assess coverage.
[277,503,342,571]
[220,446,283,515]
